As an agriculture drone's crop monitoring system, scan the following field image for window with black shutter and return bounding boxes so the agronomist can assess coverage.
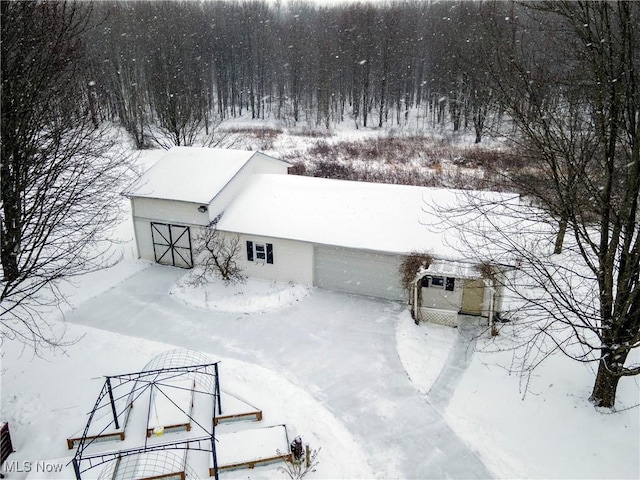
[247,241,274,264]
[422,276,455,290]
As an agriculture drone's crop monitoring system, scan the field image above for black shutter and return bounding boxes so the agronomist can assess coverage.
[247,241,254,261]
[266,243,273,264]
[446,277,455,291]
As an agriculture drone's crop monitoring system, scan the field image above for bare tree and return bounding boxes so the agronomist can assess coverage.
[91,2,152,149]
[450,1,640,408]
[1,1,129,351]
[189,223,245,286]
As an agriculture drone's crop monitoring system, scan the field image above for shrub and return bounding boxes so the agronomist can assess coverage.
[220,126,283,150]
[399,252,434,292]
[312,160,352,179]
[287,162,307,176]
[282,134,520,192]
[287,127,333,138]
[189,224,246,286]
[308,140,332,156]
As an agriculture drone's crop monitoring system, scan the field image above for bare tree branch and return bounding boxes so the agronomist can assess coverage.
[440,1,640,408]
[188,224,246,286]
[1,1,131,352]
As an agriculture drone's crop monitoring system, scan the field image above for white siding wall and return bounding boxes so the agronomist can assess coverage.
[132,197,210,226]
[208,165,254,220]
[219,232,314,285]
[420,281,463,312]
[131,196,205,263]
[133,218,155,262]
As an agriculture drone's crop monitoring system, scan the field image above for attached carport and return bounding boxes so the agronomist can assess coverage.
[313,245,405,301]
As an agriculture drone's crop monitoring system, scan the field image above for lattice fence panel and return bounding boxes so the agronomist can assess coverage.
[419,308,458,327]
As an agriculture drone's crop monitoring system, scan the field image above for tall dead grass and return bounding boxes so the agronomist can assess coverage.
[221,126,284,150]
[283,134,519,190]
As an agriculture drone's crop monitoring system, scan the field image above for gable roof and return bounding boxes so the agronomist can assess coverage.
[126,147,287,204]
[216,174,518,260]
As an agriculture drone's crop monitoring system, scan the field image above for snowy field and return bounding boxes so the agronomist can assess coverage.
[2,125,639,479]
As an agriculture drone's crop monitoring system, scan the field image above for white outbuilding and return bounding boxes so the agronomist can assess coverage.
[126,147,289,268]
[127,147,515,326]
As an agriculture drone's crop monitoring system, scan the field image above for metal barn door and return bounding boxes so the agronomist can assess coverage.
[151,222,193,268]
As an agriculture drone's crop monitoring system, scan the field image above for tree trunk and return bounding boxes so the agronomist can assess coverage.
[589,358,621,408]
[0,225,20,282]
[474,125,482,144]
[1,153,22,282]
[87,82,99,128]
[554,217,568,254]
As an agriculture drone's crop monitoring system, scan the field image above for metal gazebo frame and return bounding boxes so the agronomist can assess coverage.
[70,360,222,480]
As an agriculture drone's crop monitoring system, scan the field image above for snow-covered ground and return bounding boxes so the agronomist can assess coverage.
[2,320,374,480]
[2,129,639,479]
[171,267,310,314]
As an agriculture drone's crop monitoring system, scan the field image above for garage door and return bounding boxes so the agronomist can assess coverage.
[314,246,405,300]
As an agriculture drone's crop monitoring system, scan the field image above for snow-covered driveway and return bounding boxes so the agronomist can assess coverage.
[65,264,490,479]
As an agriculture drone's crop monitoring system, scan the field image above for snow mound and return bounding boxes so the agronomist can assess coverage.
[170,269,310,314]
[395,311,458,394]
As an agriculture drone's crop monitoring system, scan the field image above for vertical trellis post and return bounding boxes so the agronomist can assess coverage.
[211,402,219,480]
[106,377,120,430]
[211,362,220,480]
[72,457,82,480]
[214,362,222,415]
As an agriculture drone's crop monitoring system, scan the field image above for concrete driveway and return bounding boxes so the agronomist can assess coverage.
[66,264,491,479]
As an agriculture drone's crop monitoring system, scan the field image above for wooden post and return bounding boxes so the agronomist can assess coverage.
[306,444,311,468]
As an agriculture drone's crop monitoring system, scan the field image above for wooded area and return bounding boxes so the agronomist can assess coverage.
[80,0,512,147]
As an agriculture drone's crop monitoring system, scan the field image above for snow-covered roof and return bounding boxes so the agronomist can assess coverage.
[217,174,517,260]
[419,259,482,280]
[126,147,285,204]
